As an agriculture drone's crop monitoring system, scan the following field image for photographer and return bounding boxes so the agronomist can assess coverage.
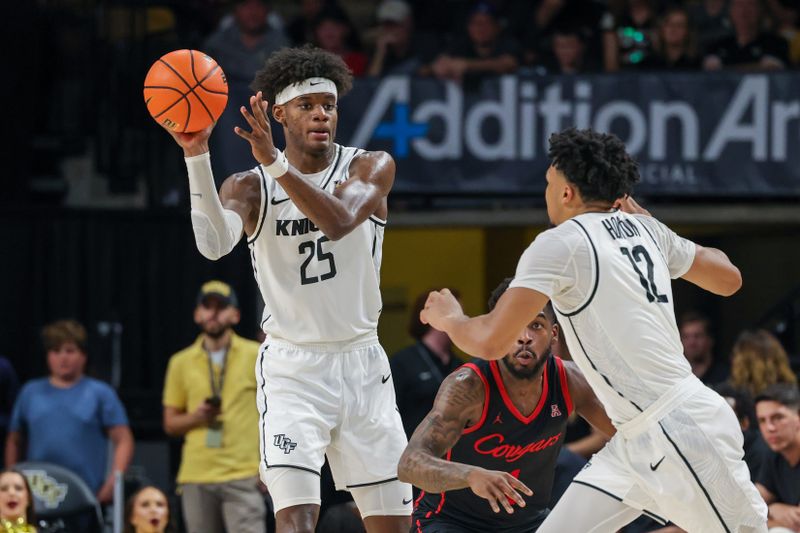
[162,281,266,533]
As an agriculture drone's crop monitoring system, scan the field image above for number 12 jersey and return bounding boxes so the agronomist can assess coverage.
[509,211,697,425]
[247,144,385,344]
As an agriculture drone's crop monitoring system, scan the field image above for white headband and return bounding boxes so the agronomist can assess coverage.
[274,77,338,105]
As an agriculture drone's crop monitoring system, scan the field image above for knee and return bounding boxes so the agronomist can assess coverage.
[275,504,319,533]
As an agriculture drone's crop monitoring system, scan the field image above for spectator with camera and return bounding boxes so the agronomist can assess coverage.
[162,281,265,533]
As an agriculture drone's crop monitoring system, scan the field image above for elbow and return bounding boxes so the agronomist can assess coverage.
[162,422,181,438]
[720,267,743,296]
[320,222,353,241]
[397,449,413,484]
[479,335,510,360]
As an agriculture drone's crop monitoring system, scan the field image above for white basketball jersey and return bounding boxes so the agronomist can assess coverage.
[510,211,697,425]
[247,144,385,344]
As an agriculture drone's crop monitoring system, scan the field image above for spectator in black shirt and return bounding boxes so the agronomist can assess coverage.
[545,27,590,74]
[367,0,440,77]
[703,0,788,70]
[754,384,800,531]
[424,2,519,90]
[714,383,772,482]
[640,6,701,70]
[286,0,327,46]
[679,311,729,386]
[390,289,462,439]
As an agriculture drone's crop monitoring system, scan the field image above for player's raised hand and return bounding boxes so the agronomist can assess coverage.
[420,289,463,332]
[466,468,533,514]
[235,91,279,167]
[162,123,215,157]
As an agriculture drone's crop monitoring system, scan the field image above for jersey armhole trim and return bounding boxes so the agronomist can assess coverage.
[557,219,600,317]
[460,363,490,435]
[369,215,387,226]
[319,144,343,190]
[247,166,269,244]
[554,357,574,415]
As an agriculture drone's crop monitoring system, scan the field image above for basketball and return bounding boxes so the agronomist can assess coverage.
[143,49,228,133]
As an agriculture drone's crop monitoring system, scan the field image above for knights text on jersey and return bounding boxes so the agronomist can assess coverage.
[414,356,572,532]
[509,211,697,424]
[247,144,385,344]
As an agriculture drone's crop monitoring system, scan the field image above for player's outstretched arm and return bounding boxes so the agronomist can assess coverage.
[398,368,533,513]
[681,245,742,296]
[563,361,616,439]
[619,196,742,297]
[420,287,550,360]
[161,122,256,260]
[237,93,394,240]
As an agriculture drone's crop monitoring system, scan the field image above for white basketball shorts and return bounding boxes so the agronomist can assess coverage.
[255,336,411,513]
[566,377,767,533]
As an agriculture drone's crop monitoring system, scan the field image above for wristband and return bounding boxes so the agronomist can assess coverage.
[262,149,289,179]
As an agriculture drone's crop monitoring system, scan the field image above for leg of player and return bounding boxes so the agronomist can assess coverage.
[536,483,643,533]
[275,504,320,533]
[362,516,411,532]
[351,481,411,533]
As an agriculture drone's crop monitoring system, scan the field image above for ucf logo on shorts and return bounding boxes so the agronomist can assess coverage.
[273,434,298,454]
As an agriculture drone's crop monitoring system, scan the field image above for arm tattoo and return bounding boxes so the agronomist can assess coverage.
[398,368,486,493]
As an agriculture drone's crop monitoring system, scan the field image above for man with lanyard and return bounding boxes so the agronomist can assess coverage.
[163,280,267,533]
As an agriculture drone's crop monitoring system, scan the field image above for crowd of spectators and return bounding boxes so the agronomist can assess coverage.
[190,0,799,91]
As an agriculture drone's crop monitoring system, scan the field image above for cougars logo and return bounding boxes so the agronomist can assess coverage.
[474,433,561,463]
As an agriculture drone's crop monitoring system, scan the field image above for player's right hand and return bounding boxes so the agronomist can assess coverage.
[162,122,214,157]
[420,288,463,332]
[466,468,533,514]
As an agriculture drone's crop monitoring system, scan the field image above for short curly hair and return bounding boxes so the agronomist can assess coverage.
[548,128,640,203]
[251,45,353,105]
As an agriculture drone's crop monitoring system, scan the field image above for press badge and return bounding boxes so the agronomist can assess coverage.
[206,422,223,448]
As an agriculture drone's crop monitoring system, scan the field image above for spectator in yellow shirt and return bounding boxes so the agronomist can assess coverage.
[162,281,265,533]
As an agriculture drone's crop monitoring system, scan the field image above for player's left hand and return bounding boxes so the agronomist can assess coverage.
[616,195,651,217]
[235,91,280,167]
[420,289,463,332]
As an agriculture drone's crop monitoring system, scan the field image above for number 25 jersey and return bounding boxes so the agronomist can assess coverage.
[247,144,385,344]
[509,211,697,425]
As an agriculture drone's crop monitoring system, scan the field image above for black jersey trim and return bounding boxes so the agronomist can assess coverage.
[369,215,387,226]
[319,144,344,191]
[371,223,378,258]
[571,480,668,525]
[258,344,269,469]
[657,422,731,533]
[459,363,490,435]
[346,476,398,489]
[566,316,644,414]
[247,165,270,244]
[266,464,321,476]
[557,219,599,317]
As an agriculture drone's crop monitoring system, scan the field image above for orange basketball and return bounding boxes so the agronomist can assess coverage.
[143,49,228,133]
